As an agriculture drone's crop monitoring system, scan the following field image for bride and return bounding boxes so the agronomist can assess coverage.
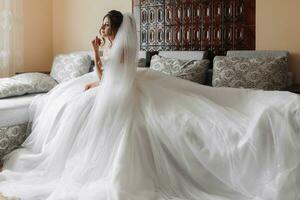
[0,10,300,200]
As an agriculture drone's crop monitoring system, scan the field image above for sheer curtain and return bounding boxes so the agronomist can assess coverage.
[0,0,23,78]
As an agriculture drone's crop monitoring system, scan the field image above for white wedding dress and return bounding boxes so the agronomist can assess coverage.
[0,14,300,200]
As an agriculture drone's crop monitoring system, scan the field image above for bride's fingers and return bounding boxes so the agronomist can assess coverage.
[92,39,101,48]
[96,37,102,46]
[97,40,101,46]
[84,84,90,91]
[96,66,103,73]
[92,37,98,45]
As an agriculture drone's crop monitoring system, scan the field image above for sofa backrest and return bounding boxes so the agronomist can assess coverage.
[158,51,208,60]
[226,50,289,58]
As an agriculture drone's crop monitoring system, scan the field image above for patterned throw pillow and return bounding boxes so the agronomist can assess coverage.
[138,58,146,68]
[213,56,288,90]
[50,53,92,83]
[0,78,33,98]
[0,123,30,159]
[150,55,209,84]
[12,73,58,94]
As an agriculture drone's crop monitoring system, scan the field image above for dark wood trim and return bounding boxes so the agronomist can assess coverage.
[288,84,300,94]
[15,71,51,75]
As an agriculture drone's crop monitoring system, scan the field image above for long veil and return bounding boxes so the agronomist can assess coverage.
[52,13,143,195]
[0,13,144,199]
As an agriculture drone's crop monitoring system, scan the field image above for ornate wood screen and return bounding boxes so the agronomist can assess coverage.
[133,0,255,55]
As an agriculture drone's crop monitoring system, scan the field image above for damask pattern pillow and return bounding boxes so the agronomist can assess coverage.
[0,123,29,159]
[12,73,58,94]
[50,53,92,83]
[0,78,32,98]
[138,58,146,68]
[150,55,209,84]
[213,56,288,90]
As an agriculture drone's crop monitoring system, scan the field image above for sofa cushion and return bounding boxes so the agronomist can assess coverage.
[0,73,58,99]
[0,123,29,159]
[213,56,288,90]
[150,55,209,84]
[0,78,33,99]
[138,58,147,68]
[50,53,92,83]
[12,73,58,94]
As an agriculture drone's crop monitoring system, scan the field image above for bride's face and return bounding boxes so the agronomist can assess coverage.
[99,17,112,38]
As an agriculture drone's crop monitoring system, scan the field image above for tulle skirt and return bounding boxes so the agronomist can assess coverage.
[0,69,299,200]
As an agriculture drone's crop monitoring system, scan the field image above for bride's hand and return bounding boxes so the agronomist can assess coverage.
[84,81,100,91]
[92,36,102,52]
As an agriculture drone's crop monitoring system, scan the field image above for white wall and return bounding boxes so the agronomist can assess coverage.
[22,0,53,72]
[53,0,132,55]
[256,0,300,83]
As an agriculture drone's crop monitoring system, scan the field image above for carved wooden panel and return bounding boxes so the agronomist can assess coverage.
[133,0,255,55]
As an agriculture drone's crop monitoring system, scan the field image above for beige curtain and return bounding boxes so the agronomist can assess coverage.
[0,0,23,78]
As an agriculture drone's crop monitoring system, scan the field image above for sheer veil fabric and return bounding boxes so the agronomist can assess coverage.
[0,13,300,200]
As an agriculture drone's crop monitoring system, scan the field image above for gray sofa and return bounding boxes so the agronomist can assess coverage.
[0,51,98,161]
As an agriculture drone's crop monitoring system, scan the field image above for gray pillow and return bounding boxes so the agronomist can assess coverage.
[12,73,58,94]
[213,56,288,90]
[0,78,32,99]
[150,55,209,84]
[138,58,146,68]
[0,123,29,159]
[50,53,92,83]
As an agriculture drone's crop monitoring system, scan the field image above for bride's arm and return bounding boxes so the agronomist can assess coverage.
[93,37,104,80]
[85,36,103,91]
[85,81,99,91]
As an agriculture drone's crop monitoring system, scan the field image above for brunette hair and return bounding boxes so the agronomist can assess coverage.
[101,10,123,47]
[103,10,123,35]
